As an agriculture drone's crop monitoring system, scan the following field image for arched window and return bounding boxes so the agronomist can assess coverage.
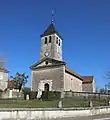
[59,39,60,46]
[49,36,51,43]
[45,37,47,44]
[56,37,58,44]
[45,61,48,65]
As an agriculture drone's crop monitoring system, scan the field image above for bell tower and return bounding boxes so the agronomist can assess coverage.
[40,23,63,61]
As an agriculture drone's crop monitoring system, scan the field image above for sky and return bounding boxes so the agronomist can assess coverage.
[0,0,110,89]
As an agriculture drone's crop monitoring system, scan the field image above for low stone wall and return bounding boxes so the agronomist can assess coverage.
[65,91,110,100]
[0,107,110,120]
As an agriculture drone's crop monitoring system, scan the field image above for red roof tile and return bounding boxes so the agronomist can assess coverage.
[81,76,94,83]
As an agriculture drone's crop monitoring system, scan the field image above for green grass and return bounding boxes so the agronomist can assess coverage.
[62,97,107,108]
[92,99,108,106]
[0,99,59,108]
[62,98,88,107]
[0,98,107,108]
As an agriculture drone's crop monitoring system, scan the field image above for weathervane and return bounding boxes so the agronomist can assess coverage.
[51,10,54,23]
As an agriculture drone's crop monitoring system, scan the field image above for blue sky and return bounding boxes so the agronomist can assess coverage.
[0,0,110,89]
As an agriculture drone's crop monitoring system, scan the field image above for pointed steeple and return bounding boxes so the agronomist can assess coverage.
[40,23,63,40]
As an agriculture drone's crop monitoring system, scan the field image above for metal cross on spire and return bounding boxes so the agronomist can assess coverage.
[51,10,55,23]
[0,56,5,68]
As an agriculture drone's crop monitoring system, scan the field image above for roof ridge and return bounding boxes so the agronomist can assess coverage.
[65,66,83,81]
[30,57,66,70]
[82,76,94,83]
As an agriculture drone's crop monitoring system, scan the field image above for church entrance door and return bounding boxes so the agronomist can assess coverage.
[44,83,49,91]
[43,83,49,100]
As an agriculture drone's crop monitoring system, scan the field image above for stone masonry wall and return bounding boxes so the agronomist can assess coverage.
[31,65,65,91]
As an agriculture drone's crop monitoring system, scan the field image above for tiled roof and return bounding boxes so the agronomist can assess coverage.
[65,67,83,81]
[40,23,63,40]
[0,68,9,73]
[81,76,94,83]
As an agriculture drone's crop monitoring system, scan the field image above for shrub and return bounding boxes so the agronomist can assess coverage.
[29,91,37,100]
[22,87,31,93]
[41,91,61,100]
[50,91,61,99]
[22,88,31,100]
[23,88,37,100]
[23,92,30,100]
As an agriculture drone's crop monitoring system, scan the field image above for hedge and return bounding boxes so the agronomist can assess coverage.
[41,91,61,100]
[23,90,61,100]
[23,91,37,100]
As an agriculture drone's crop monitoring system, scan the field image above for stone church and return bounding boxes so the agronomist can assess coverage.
[30,22,96,96]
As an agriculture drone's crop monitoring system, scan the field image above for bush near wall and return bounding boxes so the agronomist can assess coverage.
[23,90,61,100]
[23,91,38,100]
[22,87,37,100]
[29,91,38,99]
[22,88,30,100]
[23,91,30,100]
[41,91,61,100]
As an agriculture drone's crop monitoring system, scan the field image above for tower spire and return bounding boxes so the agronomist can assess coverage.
[51,10,54,23]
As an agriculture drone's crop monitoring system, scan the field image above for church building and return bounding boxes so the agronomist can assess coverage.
[30,22,96,95]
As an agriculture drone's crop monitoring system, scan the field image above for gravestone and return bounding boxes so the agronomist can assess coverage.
[89,100,93,107]
[107,100,110,106]
[61,91,65,99]
[58,100,62,108]
[37,89,42,99]
[26,94,29,100]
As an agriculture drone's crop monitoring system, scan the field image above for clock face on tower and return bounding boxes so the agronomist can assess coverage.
[44,52,49,57]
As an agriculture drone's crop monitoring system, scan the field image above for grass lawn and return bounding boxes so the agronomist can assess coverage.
[63,98,88,107]
[62,97,107,108]
[0,98,107,108]
[0,99,59,108]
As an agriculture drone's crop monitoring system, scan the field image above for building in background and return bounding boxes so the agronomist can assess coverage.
[82,76,96,92]
[0,60,21,98]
